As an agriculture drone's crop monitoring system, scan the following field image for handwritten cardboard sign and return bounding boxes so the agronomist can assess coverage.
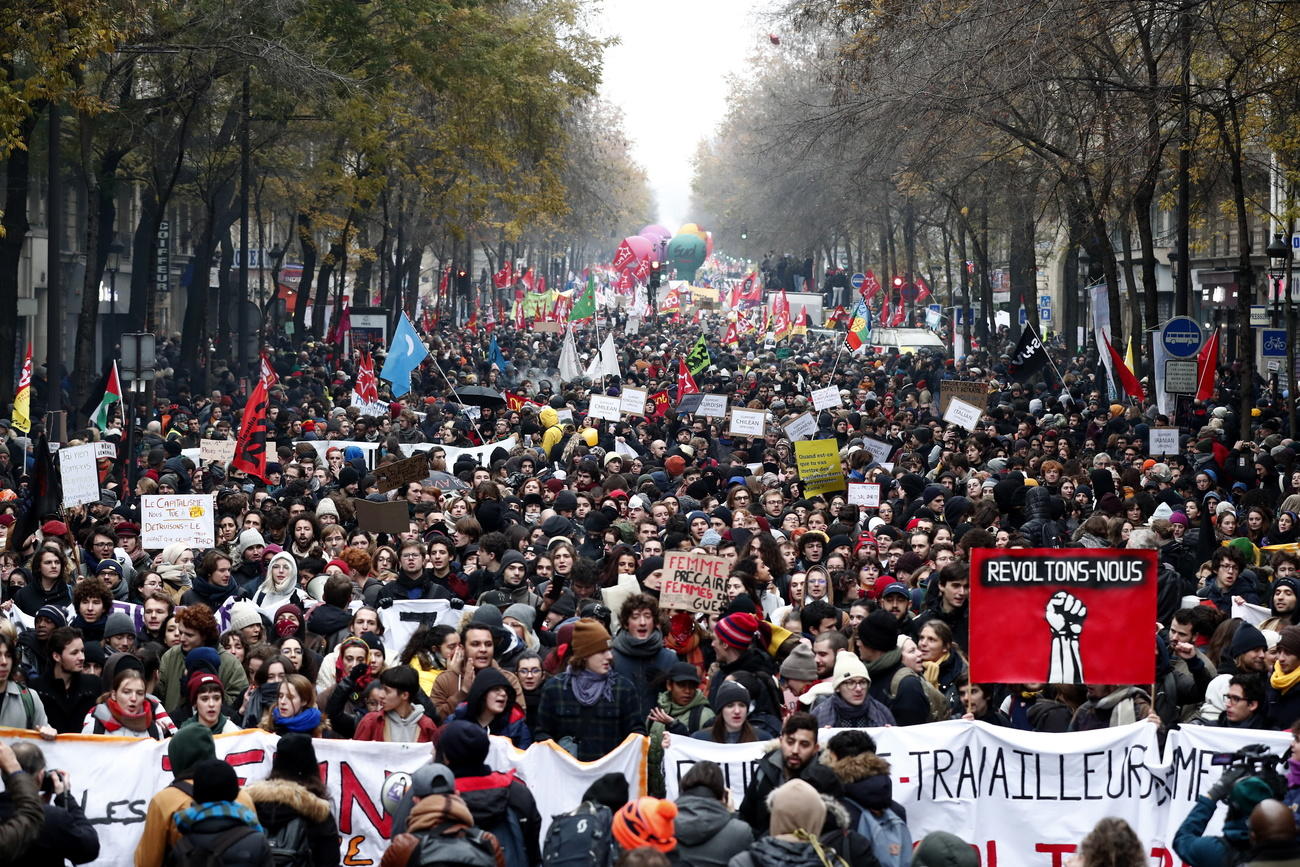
[728,408,767,438]
[372,454,431,494]
[200,439,237,466]
[659,551,730,614]
[142,495,215,549]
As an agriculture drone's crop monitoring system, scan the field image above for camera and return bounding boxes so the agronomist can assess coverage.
[1210,743,1286,769]
[40,769,64,796]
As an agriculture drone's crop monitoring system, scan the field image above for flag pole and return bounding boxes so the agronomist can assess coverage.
[1028,320,1069,389]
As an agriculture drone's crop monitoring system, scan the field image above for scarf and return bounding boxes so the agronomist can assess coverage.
[105,697,156,733]
[665,615,705,674]
[612,629,664,659]
[173,800,264,834]
[1272,661,1300,693]
[922,652,949,687]
[273,705,322,732]
[568,669,614,706]
[1094,685,1144,726]
[828,693,874,727]
[865,648,903,679]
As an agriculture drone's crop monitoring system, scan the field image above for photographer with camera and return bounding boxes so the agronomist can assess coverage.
[1174,745,1284,866]
[0,742,98,865]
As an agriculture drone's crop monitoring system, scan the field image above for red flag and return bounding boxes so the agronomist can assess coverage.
[492,262,513,289]
[1104,334,1145,400]
[259,352,278,387]
[521,269,535,291]
[354,352,379,403]
[677,358,700,396]
[505,391,540,412]
[633,258,650,283]
[773,290,791,339]
[617,270,635,291]
[862,270,881,302]
[231,376,270,481]
[914,277,932,304]
[514,296,525,330]
[612,240,635,271]
[537,276,547,295]
[438,268,450,296]
[647,390,670,419]
[1196,327,1220,401]
[723,319,739,346]
[739,273,761,303]
[327,301,351,345]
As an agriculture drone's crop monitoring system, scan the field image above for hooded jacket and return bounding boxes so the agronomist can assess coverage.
[539,407,564,459]
[244,777,340,867]
[726,836,831,867]
[674,788,754,867]
[380,792,505,867]
[820,750,907,835]
[455,769,542,867]
[253,552,305,617]
[449,667,532,748]
[611,627,678,719]
[354,703,439,743]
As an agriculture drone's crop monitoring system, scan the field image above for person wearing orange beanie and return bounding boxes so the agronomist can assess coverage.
[612,796,678,853]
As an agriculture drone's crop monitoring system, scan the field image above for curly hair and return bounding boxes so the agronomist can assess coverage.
[73,576,113,610]
[339,546,373,577]
[176,603,219,644]
[1076,817,1146,866]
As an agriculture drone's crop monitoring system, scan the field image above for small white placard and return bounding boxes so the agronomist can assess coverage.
[200,438,237,465]
[557,409,574,424]
[698,395,729,418]
[811,386,841,411]
[783,413,818,442]
[142,494,216,550]
[93,442,117,459]
[728,408,767,438]
[1150,428,1179,457]
[59,444,101,509]
[847,482,882,508]
[861,437,895,465]
[943,396,983,431]
[619,387,648,417]
[587,395,623,421]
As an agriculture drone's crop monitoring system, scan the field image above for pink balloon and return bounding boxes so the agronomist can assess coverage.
[641,224,672,240]
[625,235,654,262]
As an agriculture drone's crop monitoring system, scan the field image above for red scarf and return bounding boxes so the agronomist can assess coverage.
[106,697,155,732]
[335,638,375,697]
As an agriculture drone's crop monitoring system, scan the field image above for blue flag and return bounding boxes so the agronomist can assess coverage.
[489,335,508,373]
[380,312,429,397]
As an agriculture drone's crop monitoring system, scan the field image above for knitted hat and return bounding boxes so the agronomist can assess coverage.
[360,631,385,653]
[192,758,239,804]
[503,603,536,631]
[712,679,751,713]
[715,612,760,649]
[1278,625,1300,659]
[830,650,871,691]
[858,609,900,652]
[103,611,136,641]
[768,779,826,838]
[316,497,339,518]
[1229,623,1268,659]
[234,529,265,559]
[271,733,320,785]
[185,646,221,676]
[187,671,223,705]
[437,720,491,775]
[665,455,686,476]
[35,605,67,628]
[611,797,678,853]
[570,618,611,659]
[228,601,263,633]
[700,529,722,548]
[780,643,818,681]
[167,724,216,778]
[913,831,980,867]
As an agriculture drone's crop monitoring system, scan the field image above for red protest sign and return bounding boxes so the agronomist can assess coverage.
[968,548,1156,686]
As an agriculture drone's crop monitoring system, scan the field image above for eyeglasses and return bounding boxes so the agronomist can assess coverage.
[516,667,542,676]
[1224,694,1248,704]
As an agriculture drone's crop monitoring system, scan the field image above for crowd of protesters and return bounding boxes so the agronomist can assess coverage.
[0,284,1297,866]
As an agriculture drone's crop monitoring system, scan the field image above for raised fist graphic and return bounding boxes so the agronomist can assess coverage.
[1046,590,1087,684]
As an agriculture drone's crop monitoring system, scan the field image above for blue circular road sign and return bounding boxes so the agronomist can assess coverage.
[850,273,865,290]
[1161,316,1203,358]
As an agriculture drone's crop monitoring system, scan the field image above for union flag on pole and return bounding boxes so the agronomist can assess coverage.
[647,390,670,419]
[232,376,271,481]
[492,262,513,289]
[677,358,700,396]
[723,319,739,346]
[914,276,932,305]
[259,352,278,387]
[355,352,379,403]
[792,306,809,338]
[773,290,792,340]
[862,270,882,302]
[505,391,541,412]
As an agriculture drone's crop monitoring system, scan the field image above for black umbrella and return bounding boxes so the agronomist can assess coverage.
[452,386,507,407]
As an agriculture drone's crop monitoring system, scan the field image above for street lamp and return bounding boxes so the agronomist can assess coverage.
[1266,232,1295,432]
[106,241,125,366]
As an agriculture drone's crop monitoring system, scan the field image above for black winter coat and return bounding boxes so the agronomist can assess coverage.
[244,778,340,867]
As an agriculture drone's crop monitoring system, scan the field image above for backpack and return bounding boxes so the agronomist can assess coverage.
[856,805,912,867]
[167,825,259,867]
[889,668,950,722]
[266,815,311,866]
[540,802,614,867]
[411,825,498,867]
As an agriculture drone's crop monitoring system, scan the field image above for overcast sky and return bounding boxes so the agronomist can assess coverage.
[593,0,769,233]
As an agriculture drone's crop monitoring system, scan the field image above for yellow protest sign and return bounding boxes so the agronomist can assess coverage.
[794,439,845,496]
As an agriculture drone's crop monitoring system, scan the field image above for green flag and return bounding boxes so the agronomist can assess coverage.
[569,274,595,321]
[686,335,711,374]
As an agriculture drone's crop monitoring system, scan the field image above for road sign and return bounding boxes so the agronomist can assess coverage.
[1261,328,1287,358]
[1164,359,1197,394]
[850,273,865,290]
[1018,308,1027,325]
[1250,305,1269,327]
[1160,316,1203,358]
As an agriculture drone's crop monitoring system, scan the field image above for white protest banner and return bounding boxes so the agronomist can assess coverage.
[698,394,729,418]
[861,436,895,465]
[141,494,215,549]
[8,726,647,866]
[400,436,518,467]
[782,412,817,442]
[1232,599,1271,626]
[943,396,983,431]
[298,439,380,470]
[351,393,390,417]
[587,394,623,421]
[811,385,841,411]
[727,407,766,438]
[1150,427,1179,457]
[619,387,648,417]
[659,550,729,614]
[93,441,117,459]
[59,443,101,508]
[847,481,881,508]
[665,720,1249,866]
[378,599,478,664]
[199,438,236,465]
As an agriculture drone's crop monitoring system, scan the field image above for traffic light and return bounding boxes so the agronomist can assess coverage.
[649,261,661,290]
[892,276,904,289]
[740,226,748,241]
[455,269,471,294]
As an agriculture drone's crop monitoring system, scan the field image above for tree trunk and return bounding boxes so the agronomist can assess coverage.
[72,147,127,411]
[292,210,316,343]
[1134,185,1161,385]
[0,101,39,408]
[1119,221,1141,380]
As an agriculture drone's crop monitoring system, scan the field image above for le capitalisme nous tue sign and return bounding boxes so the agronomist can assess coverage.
[969,548,1156,686]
